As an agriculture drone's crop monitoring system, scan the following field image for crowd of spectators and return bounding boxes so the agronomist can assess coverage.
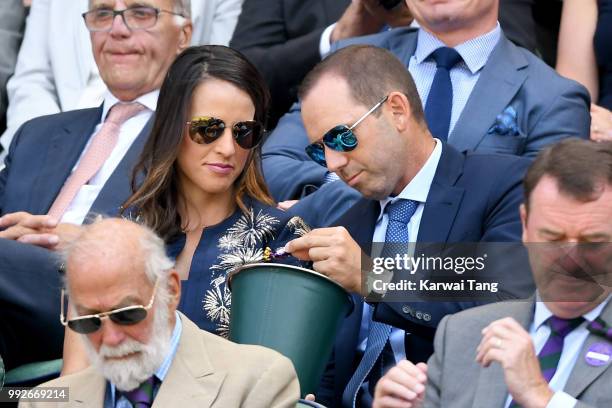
[0,1,610,408]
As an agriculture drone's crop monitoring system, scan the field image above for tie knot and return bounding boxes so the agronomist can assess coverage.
[430,47,463,70]
[106,102,146,125]
[118,376,158,407]
[547,315,584,338]
[386,199,418,224]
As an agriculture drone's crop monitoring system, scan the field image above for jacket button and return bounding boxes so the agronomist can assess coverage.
[423,313,431,322]
[402,305,412,314]
[416,311,423,320]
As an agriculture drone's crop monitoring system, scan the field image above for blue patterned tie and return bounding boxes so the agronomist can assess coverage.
[342,199,419,407]
[424,47,463,141]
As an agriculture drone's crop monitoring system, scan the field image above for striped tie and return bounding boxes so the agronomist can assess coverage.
[342,199,419,407]
[117,376,158,408]
[509,315,583,408]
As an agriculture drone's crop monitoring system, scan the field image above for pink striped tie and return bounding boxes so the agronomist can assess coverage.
[47,102,146,219]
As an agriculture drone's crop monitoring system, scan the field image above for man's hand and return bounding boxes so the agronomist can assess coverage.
[373,360,428,408]
[590,103,612,141]
[277,200,299,211]
[331,0,413,43]
[475,318,554,408]
[0,212,81,250]
[0,212,59,247]
[285,227,364,293]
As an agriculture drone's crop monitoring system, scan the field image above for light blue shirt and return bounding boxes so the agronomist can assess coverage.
[503,295,611,408]
[358,140,443,363]
[105,311,183,408]
[408,24,501,138]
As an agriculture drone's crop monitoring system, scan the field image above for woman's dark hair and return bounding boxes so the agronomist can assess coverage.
[122,45,273,240]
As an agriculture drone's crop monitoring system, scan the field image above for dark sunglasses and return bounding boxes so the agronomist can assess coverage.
[305,95,388,167]
[60,280,158,334]
[187,116,263,150]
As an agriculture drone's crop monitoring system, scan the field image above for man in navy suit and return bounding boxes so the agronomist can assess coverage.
[0,0,192,370]
[264,0,590,227]
[286,45,534,407]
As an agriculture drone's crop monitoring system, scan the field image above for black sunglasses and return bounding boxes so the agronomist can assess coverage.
[305,95,388,167]
[60,280,158,334]
[187,116,263,150]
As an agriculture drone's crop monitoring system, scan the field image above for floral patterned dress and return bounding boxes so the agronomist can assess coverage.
[166,198,309,338]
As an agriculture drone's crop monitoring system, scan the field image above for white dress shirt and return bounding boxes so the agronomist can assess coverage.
[357,140,443,363]
[60,90,158,225]
[504,295,612,408]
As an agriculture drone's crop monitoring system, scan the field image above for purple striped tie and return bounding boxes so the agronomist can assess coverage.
[509,315,583,408]
[118,376,158,408]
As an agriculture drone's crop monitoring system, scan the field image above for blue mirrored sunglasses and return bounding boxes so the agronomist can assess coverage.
[305,95,389,167]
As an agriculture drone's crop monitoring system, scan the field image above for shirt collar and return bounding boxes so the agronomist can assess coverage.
[377,139,442,221]
[100,89,159,123]
[534,293,612,331]
[414,23,502,74]
[109,311,182,402]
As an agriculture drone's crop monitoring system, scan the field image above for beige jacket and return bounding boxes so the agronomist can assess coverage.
[19,313,300,407]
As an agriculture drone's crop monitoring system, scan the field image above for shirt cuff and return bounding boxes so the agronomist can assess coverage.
[545,391,577,408]
[319,23,337,58]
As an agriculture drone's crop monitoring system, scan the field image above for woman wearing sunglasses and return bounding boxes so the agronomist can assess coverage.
[122,45,308,336]
[61,45,308,374]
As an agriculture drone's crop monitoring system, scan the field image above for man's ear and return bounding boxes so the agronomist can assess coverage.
[177,21,193,53]
[167,269,181,309]
[519,203,528,244]
[386,91,411,132]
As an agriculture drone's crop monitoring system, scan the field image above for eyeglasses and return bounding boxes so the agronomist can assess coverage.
[305,95,388,167]
[186,116,264,150]
[82,6,184,32]
[60,280,159,334]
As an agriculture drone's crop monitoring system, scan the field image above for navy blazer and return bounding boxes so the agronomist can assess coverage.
[0,108,152,370]
[313,144,535,407]
[0,106,153,216]
[262,27,590,216]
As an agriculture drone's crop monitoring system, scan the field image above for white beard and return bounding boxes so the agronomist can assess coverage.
[82,297,173,391]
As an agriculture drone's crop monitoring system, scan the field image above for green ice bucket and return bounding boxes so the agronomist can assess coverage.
[228,263,353,396]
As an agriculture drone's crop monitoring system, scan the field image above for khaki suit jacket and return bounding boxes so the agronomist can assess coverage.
[19,313,300,407]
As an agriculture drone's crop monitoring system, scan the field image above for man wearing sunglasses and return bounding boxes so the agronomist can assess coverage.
[22,218,299,407]
[285,45,534,407]
[0,0,191,371]
[262,0,590,228]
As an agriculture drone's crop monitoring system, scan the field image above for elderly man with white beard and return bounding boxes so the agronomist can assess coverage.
[19,218,300,408]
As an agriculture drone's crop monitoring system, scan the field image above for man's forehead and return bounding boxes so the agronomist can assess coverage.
[302,79,366,139]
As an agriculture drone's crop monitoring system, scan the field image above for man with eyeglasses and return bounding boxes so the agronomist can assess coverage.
[285,45,534,407]
[20,218,299,407]
[0,0,191,371]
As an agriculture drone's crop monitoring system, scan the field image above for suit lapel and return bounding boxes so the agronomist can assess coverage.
[417,145,465,244]
[472,300,535,408]
[449,35,529,153]
[563,301,612,398]
[67,367,106,406]
[32,107,102,214]
[153,314,225,407]
[90,114,155,216]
